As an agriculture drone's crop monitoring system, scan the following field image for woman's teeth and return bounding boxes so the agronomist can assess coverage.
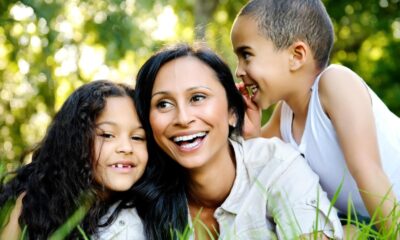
[173,132,206,143]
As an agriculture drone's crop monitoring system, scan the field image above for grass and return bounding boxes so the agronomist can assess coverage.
[0,160,399,239]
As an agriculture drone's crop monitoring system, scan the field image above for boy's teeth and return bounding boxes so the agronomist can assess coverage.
[246,84,258,96]
[173,132,206,142]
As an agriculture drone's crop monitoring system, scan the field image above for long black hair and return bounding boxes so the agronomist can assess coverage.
[134,43,245,239]
[0,80,138,239]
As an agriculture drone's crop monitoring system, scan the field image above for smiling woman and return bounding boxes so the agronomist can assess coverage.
[149,56,237,170]
[134,43,344,239]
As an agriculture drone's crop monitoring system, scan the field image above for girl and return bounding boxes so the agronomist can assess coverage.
[134,43,343,239]
[0,80,148,239]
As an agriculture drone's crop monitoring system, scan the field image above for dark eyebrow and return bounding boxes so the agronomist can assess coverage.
[96,121,117,127]
[234,46,250,55]
[151,86,212,99]
[96,122,145,131]
[151,91,168,98]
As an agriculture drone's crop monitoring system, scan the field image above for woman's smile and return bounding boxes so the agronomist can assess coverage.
[171,131,208,152]
[149,56,236,170]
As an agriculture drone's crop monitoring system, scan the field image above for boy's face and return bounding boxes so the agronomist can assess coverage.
[93,96,148,192]
[231,15,292,109]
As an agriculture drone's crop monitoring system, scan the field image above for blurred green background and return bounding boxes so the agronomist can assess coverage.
[0,0,399,170]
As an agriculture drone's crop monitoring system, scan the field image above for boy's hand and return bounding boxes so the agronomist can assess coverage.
[236,82,262,139]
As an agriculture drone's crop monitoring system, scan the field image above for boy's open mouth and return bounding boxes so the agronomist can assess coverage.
[246,84,258,97]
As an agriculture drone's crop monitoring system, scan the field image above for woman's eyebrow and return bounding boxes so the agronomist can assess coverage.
[151,86,212,98]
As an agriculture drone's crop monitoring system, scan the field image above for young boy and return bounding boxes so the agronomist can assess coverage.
[231,0,400,233]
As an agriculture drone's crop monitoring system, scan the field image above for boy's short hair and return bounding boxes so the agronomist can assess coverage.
[239,0,334,69]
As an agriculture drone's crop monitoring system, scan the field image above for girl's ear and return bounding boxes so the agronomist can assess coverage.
[289,41,308,71]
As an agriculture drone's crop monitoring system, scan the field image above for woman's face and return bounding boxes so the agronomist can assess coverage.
[93,96,148,192]
[149,56,236,171]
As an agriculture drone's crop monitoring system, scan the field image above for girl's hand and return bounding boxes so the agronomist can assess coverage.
[236,82,261,139]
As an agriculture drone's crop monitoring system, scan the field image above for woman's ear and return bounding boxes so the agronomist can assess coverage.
[228,110,237,128]
[289,41,308,71]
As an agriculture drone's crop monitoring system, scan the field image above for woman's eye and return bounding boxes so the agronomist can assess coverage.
[156,100,173,110]
[191,94,206,103]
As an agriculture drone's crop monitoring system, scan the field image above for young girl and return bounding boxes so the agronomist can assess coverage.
[134,43,343,239]
[231,0,400,232]
[0,80,148,239]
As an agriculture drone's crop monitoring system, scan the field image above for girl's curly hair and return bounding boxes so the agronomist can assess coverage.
[0,80,136,239]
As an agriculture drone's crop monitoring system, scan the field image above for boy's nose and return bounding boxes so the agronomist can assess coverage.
[235,65,245,78]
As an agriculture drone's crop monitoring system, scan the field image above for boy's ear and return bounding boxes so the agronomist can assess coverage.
[289,41,308,71]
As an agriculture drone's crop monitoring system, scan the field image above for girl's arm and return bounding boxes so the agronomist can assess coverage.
[0,193,24,240]
[319,65,398,231]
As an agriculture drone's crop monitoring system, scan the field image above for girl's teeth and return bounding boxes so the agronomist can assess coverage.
[113,164,131,168]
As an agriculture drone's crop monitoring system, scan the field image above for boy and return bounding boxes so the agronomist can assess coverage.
[231,0,400,234]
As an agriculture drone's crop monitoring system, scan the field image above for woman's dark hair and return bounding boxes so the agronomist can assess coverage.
[135,43,245,138]
[0,80,137,239]
[134,43,245,239]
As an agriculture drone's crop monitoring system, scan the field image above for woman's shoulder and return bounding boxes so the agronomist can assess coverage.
[244,137,300,160]
[231,137,301,170]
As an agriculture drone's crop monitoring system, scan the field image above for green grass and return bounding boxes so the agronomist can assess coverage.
[0,162,399,239]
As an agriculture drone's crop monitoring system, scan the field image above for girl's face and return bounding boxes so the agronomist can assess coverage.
[94,96,148,192]
[149,56,236,171]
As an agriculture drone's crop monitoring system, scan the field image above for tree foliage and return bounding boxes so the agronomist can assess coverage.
[0,0,399,168]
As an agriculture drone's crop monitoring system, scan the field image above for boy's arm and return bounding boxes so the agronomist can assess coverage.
[0,193,24,240]
[319,65,399,231]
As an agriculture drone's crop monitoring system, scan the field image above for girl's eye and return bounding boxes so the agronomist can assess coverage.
[156,100,173,110]
[191,94,206,103]
[98,133,114,139]
[131,135,146,141]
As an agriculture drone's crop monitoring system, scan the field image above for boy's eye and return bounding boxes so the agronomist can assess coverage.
[191,94,206,103]
[243,52,251,60]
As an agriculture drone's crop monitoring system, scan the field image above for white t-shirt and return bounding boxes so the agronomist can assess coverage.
[92,203,146,240]
[280,64,400,217]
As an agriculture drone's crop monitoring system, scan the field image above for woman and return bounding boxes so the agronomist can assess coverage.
[135,43,343,239]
